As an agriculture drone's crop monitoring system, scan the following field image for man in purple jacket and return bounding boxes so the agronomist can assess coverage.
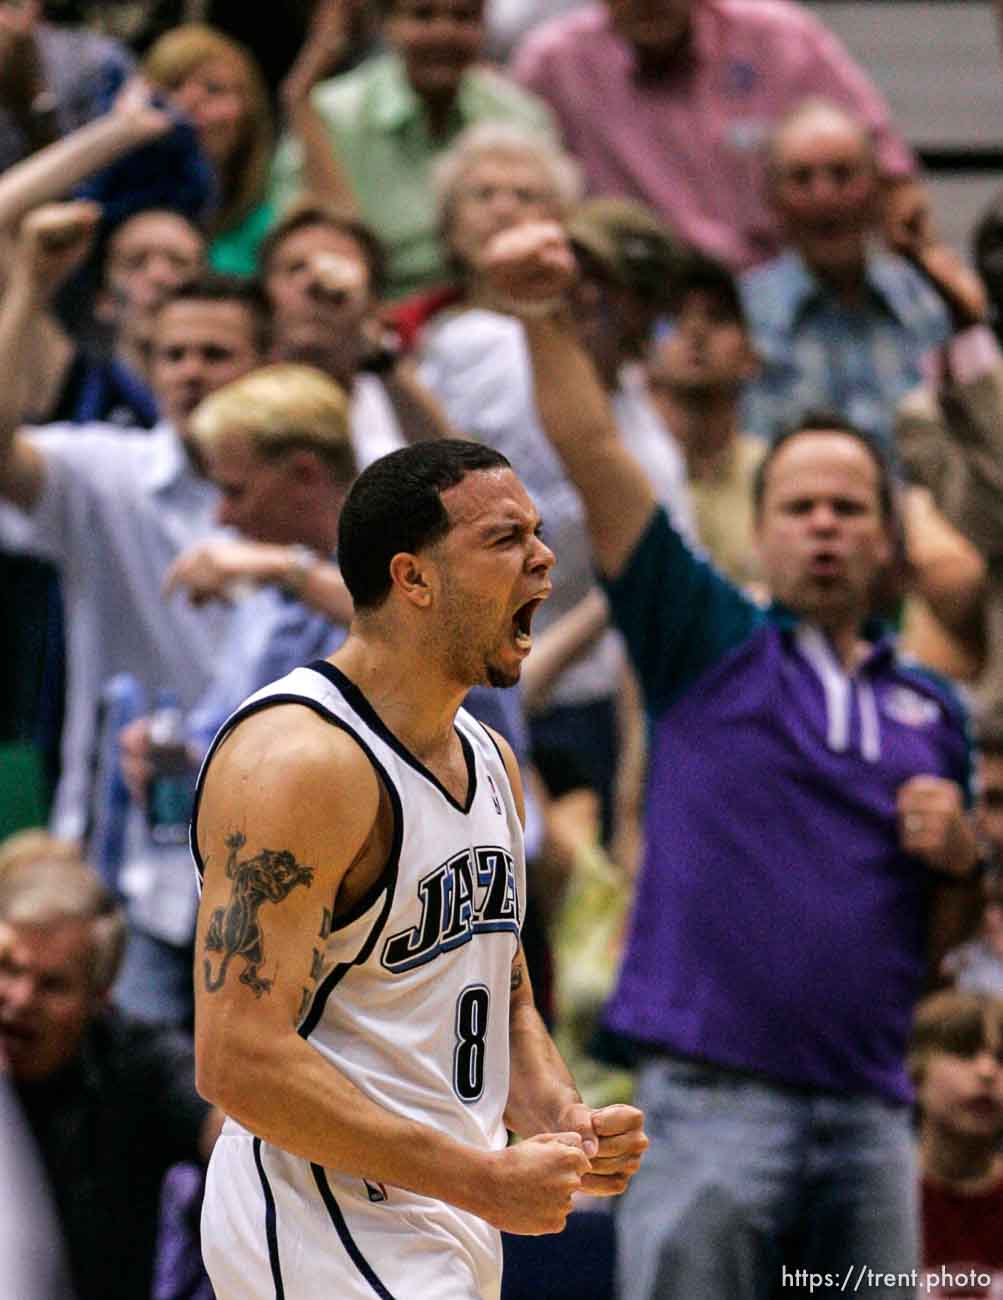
[479,219,984,1300]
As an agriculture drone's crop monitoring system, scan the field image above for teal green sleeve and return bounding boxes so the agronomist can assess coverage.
[209,201,275,278]
[605,507,765,715]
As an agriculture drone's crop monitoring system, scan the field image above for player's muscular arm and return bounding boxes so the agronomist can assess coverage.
[194,707,588,1235]
[506,945,648,1197]
[481,729,581,1137]
[504,942,581,1140]
[491,729,649,1197]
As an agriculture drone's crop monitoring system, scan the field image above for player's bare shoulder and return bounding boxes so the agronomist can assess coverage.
[197,703,382,881]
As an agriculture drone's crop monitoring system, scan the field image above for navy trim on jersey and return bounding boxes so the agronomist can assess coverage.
[253,1138,285,1300]
[298,732,403,1038]
[478,724,507,772]
[192,693,401,904]
[310,1165,398,1300]
[189,689,406,1038]
[307,661,479,814]
[191,692,353,881]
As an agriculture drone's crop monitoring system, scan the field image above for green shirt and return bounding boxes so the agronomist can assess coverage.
[269,52,557,300]
[209,199,275,278]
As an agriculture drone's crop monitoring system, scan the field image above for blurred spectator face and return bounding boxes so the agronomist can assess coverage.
[650,288,756,401]
[978,752,1003,863]
[0,918,102,1082]
[169,55,248,168]
[385,0,485,102]
[152,299,263,438]
[447,152,564,269]
[265,222,371,358]
[917,1024,1003,1145]
[568,266,636,380]
[207,431,311,544]
[97,211,205,340]
[568,250,659,379]
[769,111,878,278]
[605,0,692,53]
[755,432,891,625]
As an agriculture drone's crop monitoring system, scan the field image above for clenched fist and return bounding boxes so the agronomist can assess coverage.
[478,220,578,310]
[897,774,977,878]
[480,1132,591,1235]
[17,201,101,299]
[558,1101,649,1198]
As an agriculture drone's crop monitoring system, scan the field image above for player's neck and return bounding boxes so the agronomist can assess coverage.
[328,634,469,760]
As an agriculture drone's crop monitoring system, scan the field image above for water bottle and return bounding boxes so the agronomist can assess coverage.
[86,673,148,892]
[147,691,196,848]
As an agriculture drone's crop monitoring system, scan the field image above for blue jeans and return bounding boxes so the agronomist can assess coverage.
[617,1055,919,1300]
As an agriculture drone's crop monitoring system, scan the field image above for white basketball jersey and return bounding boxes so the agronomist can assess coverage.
[193,658,525,1170]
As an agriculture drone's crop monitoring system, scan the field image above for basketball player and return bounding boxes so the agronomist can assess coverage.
[192,440,648,1300]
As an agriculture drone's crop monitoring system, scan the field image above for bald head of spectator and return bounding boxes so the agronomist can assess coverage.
[149,273,270,447]
[0,858,126,1083]
[436,121,582,278]
[751,416,896,632]
[766,98,880,286]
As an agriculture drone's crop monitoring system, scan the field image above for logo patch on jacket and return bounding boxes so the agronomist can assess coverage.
[881,686,941,728]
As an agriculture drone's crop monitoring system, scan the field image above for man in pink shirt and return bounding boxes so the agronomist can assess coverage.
[511,0,920,270]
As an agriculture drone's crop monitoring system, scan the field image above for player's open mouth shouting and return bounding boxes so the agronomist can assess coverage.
[511,593,548,652]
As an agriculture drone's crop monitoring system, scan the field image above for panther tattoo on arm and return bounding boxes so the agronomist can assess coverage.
[203,831,315,996]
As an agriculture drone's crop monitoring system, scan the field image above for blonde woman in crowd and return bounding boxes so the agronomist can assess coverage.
[142,23,274,274]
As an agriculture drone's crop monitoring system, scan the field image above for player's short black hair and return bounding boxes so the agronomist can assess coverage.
[339,440,511,610]
[752,409,896,524]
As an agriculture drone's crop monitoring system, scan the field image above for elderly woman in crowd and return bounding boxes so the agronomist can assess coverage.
[418,122,694,848]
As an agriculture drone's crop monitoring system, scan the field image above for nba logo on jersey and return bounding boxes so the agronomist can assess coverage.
[487,773,502,815]
[363,1179,388,1203]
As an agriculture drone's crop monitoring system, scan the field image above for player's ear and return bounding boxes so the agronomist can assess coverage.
[388,551,434,607]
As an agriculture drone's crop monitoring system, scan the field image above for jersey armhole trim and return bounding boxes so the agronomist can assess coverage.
[475,719,508,773]
[307,661,479,814]
[191,692,405,1040]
